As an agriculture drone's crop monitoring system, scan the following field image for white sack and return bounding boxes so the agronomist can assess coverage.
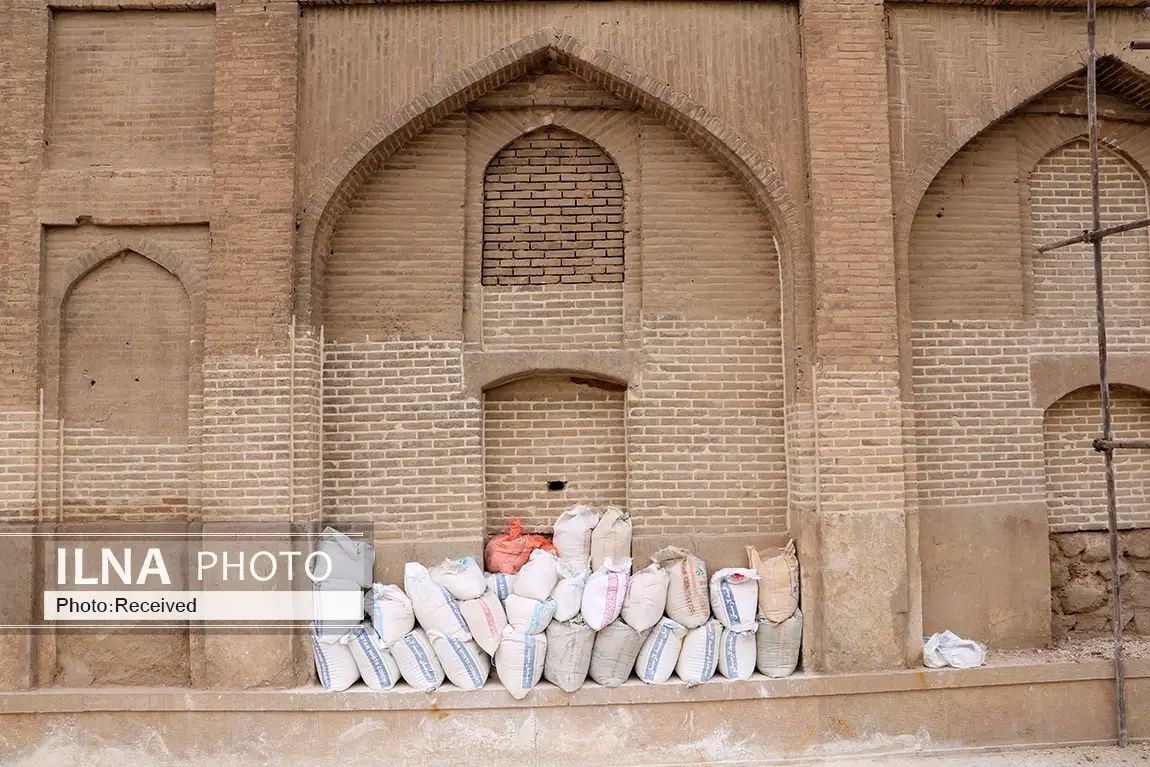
[486,572,516,604]
[459,588,507,656]
[756,608,803,678]
[429,555,486,601]
[553,504,600,570]
[589,620,646,688]
[495,630,547,699]
[312,578,365,644]
[346,623,400,691]
[313,526,375,588]
[635,617,687,684]
[581,557,631,631]
[404,562,471,641]
[310,624,359,691]
[923,630,986,670]
[590,506,632,572]
[428,631,490,690]
[621,562,670,632]
[748,540,800,623]
[710,568,761,631]
[552,561,589,622]
[513,549,560,601]
[504,594,556,635]
[364,584,415,645]
[543,617,595,692]
[676,619,721,686]
[654,547,711,629]
[717,626,757,681]
[391,628,445,692]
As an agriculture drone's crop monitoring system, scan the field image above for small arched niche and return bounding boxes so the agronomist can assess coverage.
[483,373,627,535]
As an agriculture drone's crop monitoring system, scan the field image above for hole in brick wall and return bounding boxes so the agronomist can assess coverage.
[547,480,567,491]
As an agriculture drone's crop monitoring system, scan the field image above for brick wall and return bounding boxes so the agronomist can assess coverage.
[482,126,625,350]
[484,375,625,534]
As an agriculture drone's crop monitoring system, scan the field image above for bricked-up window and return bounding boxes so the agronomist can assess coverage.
[1045,385,1150,531]
[482,127,624,350]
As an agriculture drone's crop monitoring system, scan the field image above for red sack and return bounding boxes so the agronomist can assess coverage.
[485,521,558,574]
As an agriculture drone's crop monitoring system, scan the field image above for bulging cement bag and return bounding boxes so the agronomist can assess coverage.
[430,556,486,601]
[504,594,556,635]
[495,630,547,699]
[748,540,800,623]
[543,617,595,692]
[346,623,400,691]
[756,608,802,678]
[717,626,757,681]
[552,561,589,622]
[404,562,471,641]
[676,619,721,686]
[590,506,632,571]
[313,526,375,588]
[428,631,490,690]
[581,557,631,631]
[459,588,507,655]
[364,584,415,645]
[635,617,687,684]
[590,620,646,688]
[310,624,359,691]
[486,572,516,604]
[553,504,600,570]
[710,568,761,631]
[513,548,560,601]
[622,562,670,632]
[391,628,445,692]
[654,547,710,628]
[313,578,365,644]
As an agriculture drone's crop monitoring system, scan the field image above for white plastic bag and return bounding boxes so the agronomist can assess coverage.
[486,572,516,604]
[495,630,547,699]
[552,561,589,622]
[590,620,646,688]
[717,626,757,681]
[710,568,760,631]
[543,617,595,692]
[923,630,986,669]
[363,584,415,645]
[581,557,631,631]
[345,623,400,691]
[391,628,445,692]
[622,562,670,632]
[313,527,375,587]
[590,506,632,571]
[553,504,600,569]
[428,631,490,690]
[429,555,486,601]
[459,588,507,655]
[513,549,560,601]
[312,578,365,644]
[676,619,721,686]
[310,624,359,691]
[654,547,710,628]
[748,541,800,623]
[756,608,802,678]
[404,562,471,641]
[635,617,687,684]
[504,594,556,635]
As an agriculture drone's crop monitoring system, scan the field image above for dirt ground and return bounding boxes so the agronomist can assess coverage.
[838,743,1150,766]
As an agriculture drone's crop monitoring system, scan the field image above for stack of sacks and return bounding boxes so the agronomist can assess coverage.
[709,567,761,681]
[308,528,374,690]
[497,548,560,696]
[748,541,802,678]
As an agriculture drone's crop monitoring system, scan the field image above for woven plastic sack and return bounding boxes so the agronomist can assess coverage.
[717,626,757,681]
[676,619,721,686]
[513,548,560,601]
[923,630,986,669]
[486,572,516,604]
[504,594,556,635]
[459,588,507,656]
[710,568,761,631]
[543,617,595,692]
[581,556,631,630]
[391,628,445,692]
[312,578,365,644]
[363,584,415,645]
[404,562,471,642]
[495,630,547,699]
[429,555,486,601]
[310,624,359,691]
[653,547,710,628]
[345,623,400,691]
[552,561,589,622]
[553,504,600,570]
[485,521,557,574]
[621,562,670,632]
[635,617,687,684]
[747,540,800,623]
[428,631,490,690]
[313,526,375,588]
[590,506,632,572]
[756,608,802,678]
[589,620,646,688]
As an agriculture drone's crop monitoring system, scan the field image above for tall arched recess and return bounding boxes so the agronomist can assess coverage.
[301,32,808,570]
[905,62,1150,649]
